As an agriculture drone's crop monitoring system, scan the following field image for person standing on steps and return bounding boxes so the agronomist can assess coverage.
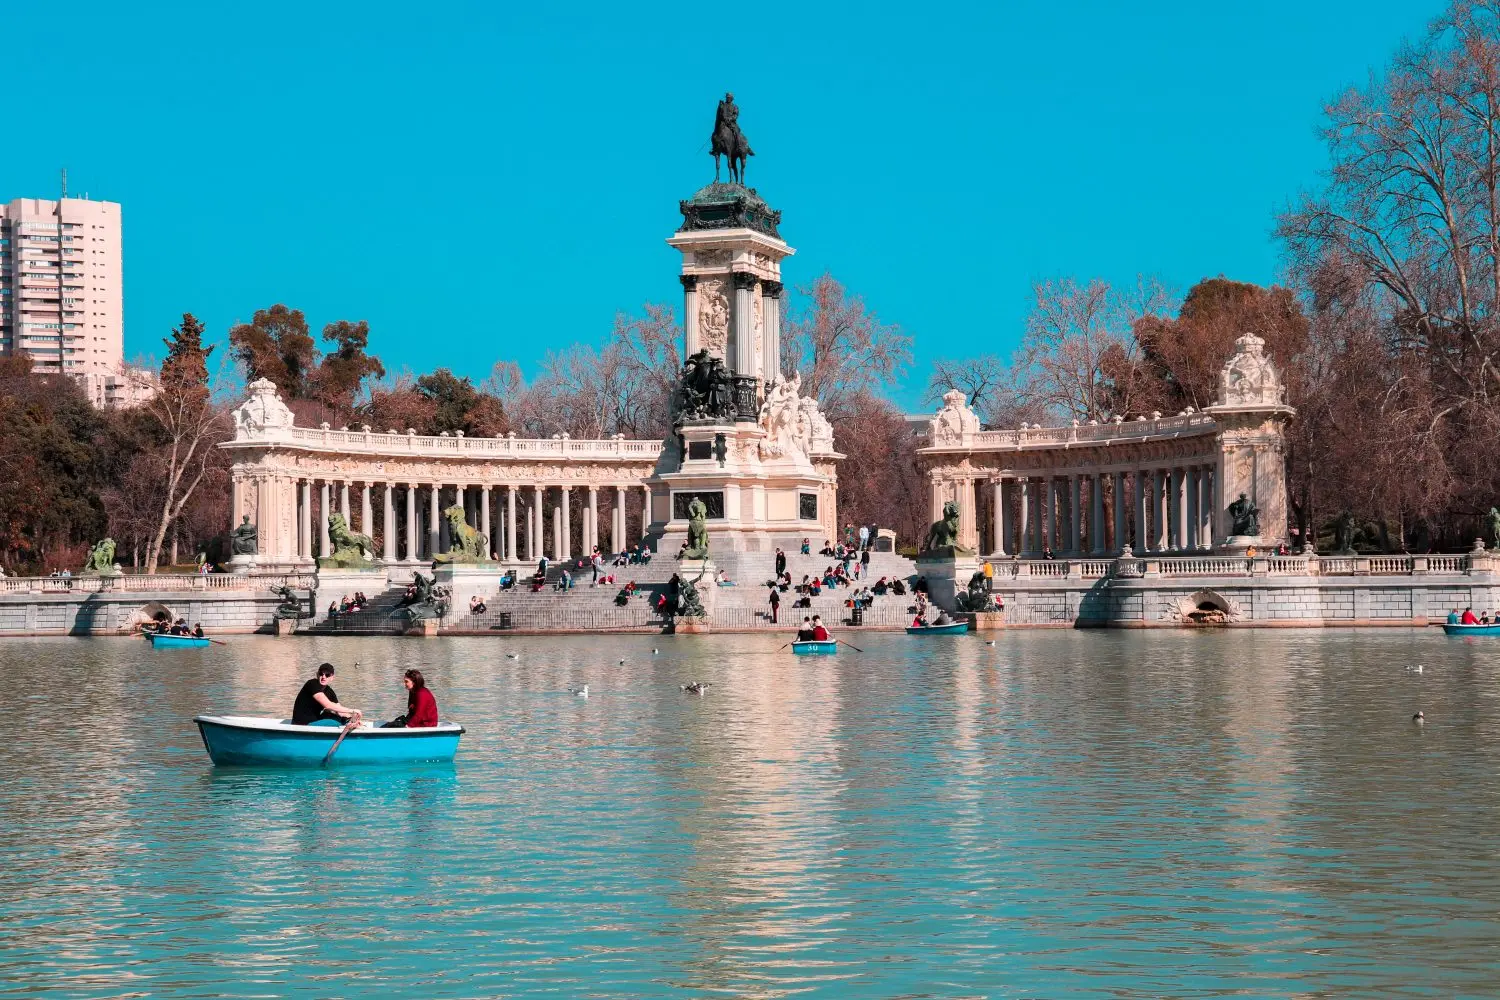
[775,547,786,578]
[768,584,781,623]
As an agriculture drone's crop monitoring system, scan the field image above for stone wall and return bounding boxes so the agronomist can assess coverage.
[0,591,285,636]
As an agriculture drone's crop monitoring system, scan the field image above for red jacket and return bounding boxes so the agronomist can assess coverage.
[1462,609,1481,625]
[407,686,439,727]
[812,625,829,641]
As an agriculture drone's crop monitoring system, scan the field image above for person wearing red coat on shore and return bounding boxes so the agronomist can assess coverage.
[382,668,440,728]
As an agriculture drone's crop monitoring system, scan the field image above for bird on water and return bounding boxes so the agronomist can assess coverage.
[570,685,589,698]
[681,682,710,695]
[1413,711,1425,723]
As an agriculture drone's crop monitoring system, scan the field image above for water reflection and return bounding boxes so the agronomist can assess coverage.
[4,630,1500,996]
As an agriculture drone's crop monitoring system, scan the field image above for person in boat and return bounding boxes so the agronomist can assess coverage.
[1462,607,1480,625]
[932,609,954,626]
[1448,608,1460,625]
[811,615,830,641]
[292,663,361,726]
[192,623,205,638]
[796,616,816,641]
[382,668,439,728]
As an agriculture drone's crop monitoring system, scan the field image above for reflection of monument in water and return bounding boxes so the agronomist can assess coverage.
[645,97,842,555]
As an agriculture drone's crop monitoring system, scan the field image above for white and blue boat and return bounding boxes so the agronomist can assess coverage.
[1442,622,1500,636]
[791,640,838,655]
[146,633,211,649]
[194,715,464,766]
[906,620,970,635]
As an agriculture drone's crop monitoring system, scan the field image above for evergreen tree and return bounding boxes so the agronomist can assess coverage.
[161,313,213,389]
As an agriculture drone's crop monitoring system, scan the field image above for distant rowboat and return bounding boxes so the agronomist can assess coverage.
[194,715,464,766]
[1441,622,1500,636]
[145,633,211,648]
[791,640,838,655]
[906,621,969,635]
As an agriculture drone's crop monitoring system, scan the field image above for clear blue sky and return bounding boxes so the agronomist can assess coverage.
[0,0,1444,409]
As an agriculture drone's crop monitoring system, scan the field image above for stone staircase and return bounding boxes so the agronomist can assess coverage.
[302,586,412,635]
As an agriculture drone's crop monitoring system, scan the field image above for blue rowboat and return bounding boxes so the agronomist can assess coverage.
[146,633,211,649]
[194,715,464,766]
[1442,622,1500,636]
[906,621,970,635]
[791,640,838,655]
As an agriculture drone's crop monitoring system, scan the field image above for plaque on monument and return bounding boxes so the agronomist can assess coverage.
[799,493,819,520]
[673,491,725,520]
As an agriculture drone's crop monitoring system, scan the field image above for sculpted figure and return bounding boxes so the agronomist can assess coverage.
[1331,510,1358,555]
[82,538,118,575]
[1227,493,1261,538]
[230,515,259,556]
[1487,507,1500,550]
[922,500,975,556]
[710,92,754,184]
[321,513,376,568]
[434,505,489,563]
[684,496,710,559]
[955,570,997,612]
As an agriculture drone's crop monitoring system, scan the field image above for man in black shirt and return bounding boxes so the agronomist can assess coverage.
[291,663,361,726]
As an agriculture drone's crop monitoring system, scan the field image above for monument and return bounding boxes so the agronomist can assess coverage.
[646,97,842,556]
[1206,332,1295,553]
[916,500,979,612]
[228,514,259,573]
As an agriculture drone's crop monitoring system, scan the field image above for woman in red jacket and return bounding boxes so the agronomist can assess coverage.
[384,668,440,728]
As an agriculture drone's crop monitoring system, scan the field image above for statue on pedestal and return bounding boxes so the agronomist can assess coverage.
[675,349,735,423]
[1485,507,1500,550]
[921,500,975,557]
[711,92,754,184]
[82,538,120,576]
[320,513,376,568]
[1227,493,1261,537]
[230,515,258,556]
[955,570,998,612]
[684,497,710,559]
[1331,511,1358,555]
[434,505,488,563]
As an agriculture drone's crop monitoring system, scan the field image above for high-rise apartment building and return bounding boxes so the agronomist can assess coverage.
[0,195,145,406]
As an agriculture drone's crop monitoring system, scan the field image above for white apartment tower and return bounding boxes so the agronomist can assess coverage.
[0,195,143,406]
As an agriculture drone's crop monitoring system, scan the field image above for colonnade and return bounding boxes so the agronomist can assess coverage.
[286,479,653,565]
[968,464,1218,557]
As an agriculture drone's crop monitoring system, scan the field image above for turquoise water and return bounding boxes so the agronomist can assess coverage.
[4,629,1500,998]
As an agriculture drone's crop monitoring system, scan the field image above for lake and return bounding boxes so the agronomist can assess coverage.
[3,629,1499,998]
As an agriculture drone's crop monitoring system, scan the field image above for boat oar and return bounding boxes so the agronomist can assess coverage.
[777,642,791,651]
[837,639,864,653]
[321,717,360,766]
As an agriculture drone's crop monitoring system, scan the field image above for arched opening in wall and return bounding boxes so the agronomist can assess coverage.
[125,602,175,632]
[1184,589,1233,625]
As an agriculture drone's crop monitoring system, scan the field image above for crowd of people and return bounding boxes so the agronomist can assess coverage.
[146,617,204,637]
[327,591,370,618]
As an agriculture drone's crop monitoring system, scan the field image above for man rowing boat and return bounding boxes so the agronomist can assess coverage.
[291,663,362,726]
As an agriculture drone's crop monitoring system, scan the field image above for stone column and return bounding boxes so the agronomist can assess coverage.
[339,482,350,525]
[1113,471,1128,554]
[732,271,757,376]
[1165,468,1178,551]
[1017,480,1031,557]
[428,485,441,557]
[763,281,783,378]
[1045,478,1059,556]
[991,479,1005,557]
[361,484,373,538]
[481,486,492,557]
[1177,468,1190,552]
[586,486,598,554]
[507,486,518,563]
[319,482,331,558]
[552,502,563,559]
[560,486,572,560]
[614,485,626,553]
[1093,474,1108,555]
[1133,471,1147,552]
[1200,467,1214,550]
[1154,471,1169,551]
[439,487,452,553]
[681,274,700,357]
[534,486,546,559]
[1068,475,1082,555]
[300,480,312,560]
[383,484,395,562]
[1186,469,1199,551]
[405,485,417,561]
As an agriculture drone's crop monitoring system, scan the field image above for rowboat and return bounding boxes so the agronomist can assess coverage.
[1441,622,1500,636]
[194,715,464,766]
[791,640,838,655]
[145,633,211,648]
[906,621,970,635]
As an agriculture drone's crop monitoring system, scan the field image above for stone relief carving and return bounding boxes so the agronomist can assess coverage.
[694,249,731,267]
[757,372,837,461]
[232,378,295,439]
[698,278,729,358]
[752,291,763,375]
[1217,332,1287,407]
[929,389,980,446]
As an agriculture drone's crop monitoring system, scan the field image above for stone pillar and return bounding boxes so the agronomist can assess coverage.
[552,503,563,559]
[1151,471,1166,551]
[1166,468,1180,551]
[1186,469,1199,551]
[300,480,312,560]
[1068,475,1082,555]
[361,484,373,538]
[586,486,598,554]
[481,486,492,557]
[763,281,783,378]
[339,482,350,525]
[506,486,518,563]
[929,475,944,526]
[534,486,545,559]
[319,482,331,558]
[732,271,757,376]
[383,484,395,562]
[613,486,626,553]
[560,487,573,559]
[956,477,978,552]
[1093,474,1108,555]
[1113,471,1128,554]
[1017,480,1031,557]
[439,487,452,553]
[1133,471,1146,553]
[1199,467,1214,550]
[642,485,652,538]
[991,480,1006,557]
[1045,478,1059,556]
[428,485,441,557]
[405,485,417,561]
[681,274,700,357]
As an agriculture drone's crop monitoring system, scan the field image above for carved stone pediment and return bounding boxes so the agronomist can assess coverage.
[232,378,295,439]
[929,389,980,446]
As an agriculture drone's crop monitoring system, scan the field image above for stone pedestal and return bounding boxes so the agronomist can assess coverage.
[1220,535,1264,555]
[676,558,718,616]
[312,567,389,621]
[674,618,711,634]
[965,611,1007,631]
[228,554,258,576]
[274,616,298,636]
[916,552,979,612]
[433,563,507,622]
[406,617,439,637]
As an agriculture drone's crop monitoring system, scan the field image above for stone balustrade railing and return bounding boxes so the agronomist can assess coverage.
[0,572,316,594]
[947,411,1219,451]
[984,553,1492,580]
[242,426,664,460]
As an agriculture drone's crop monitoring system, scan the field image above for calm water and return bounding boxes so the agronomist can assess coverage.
[3,629,1500,998]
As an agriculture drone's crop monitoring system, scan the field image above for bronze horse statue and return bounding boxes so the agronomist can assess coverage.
[711,92,754,184]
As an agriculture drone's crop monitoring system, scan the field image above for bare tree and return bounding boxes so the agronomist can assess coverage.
[138,365,231,573]
[783,274,913,421]
[925,354,1008,416]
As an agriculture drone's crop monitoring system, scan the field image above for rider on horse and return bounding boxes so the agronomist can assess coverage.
[711,92,754,184]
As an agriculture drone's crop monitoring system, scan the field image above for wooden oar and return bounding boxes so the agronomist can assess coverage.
[321,717,360,766]
[837,638,865,653]
[777,642,791,651]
